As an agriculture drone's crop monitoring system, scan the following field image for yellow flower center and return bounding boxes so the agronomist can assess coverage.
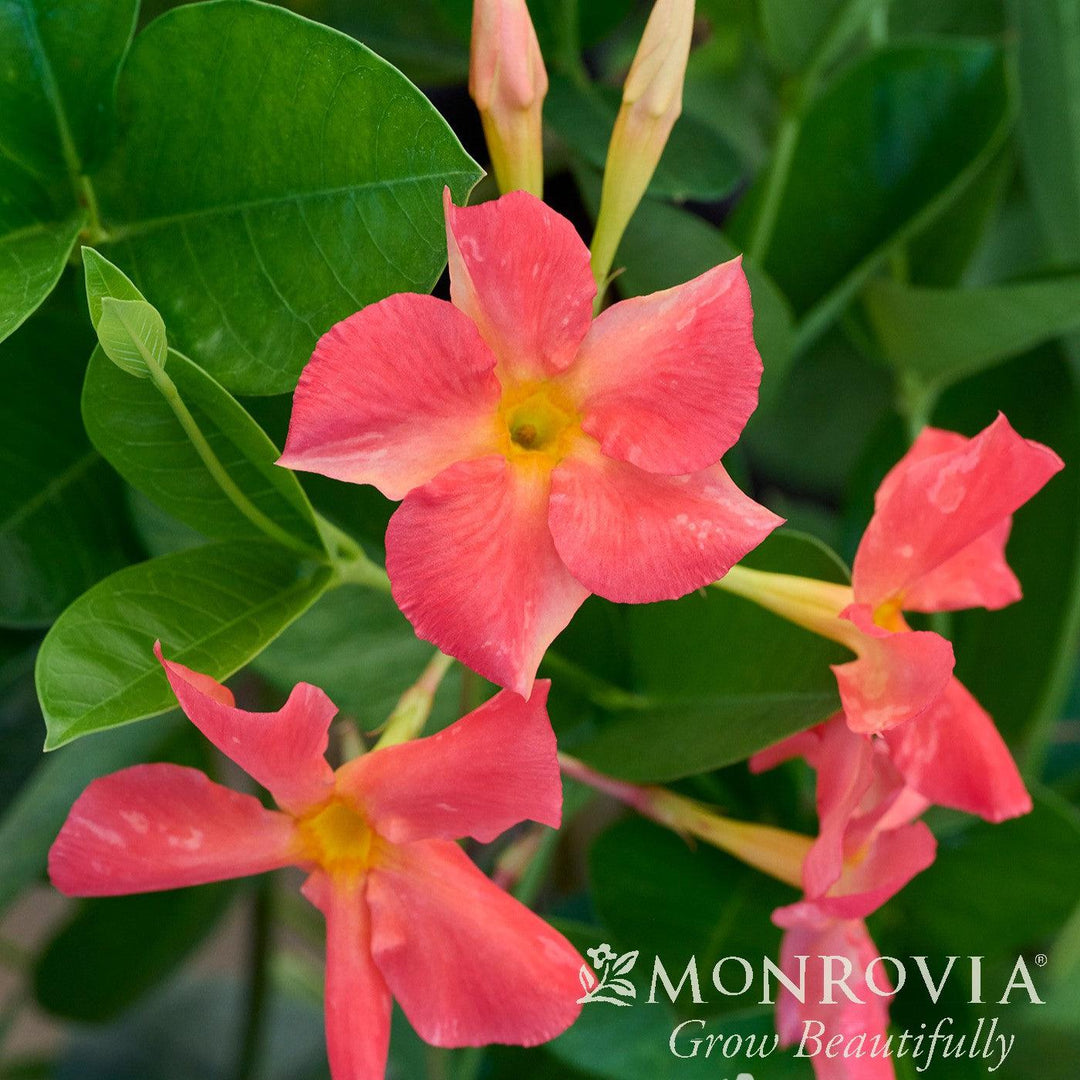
[297,798,378,879]
[498,381,582,466]
[872,595,907,633]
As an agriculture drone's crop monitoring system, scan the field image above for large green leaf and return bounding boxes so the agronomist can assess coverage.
[35,883,238,1023]
[36,541,333,748]
[730,42,1012,336]
[864,274,1080,391]
[0,0,138,339]
[0,296,139,627]
[94,0,482,394]
[82,346,325,555]
[1009,0,1080,262]
[559,532,848,781]
[253,584,462,732]
[0,714,179,915]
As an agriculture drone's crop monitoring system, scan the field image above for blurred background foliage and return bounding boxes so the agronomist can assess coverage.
[2,0,1080,1077]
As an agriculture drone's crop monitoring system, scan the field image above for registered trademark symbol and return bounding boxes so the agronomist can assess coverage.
[1035,953,1048,967]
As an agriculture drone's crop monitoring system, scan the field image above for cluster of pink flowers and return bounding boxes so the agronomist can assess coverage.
[751,421,1062,1077]
[48,132,1063,1080]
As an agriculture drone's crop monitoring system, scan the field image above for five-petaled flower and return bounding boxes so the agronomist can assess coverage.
[49,645,583,1080]
[279,189,782,697]
[587,943,617,968]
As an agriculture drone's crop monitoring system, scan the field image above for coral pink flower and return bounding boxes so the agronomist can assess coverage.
[752,716,935,919]
[279,190,781,697]
[49,646,583,1080]
[836,415,1061,736]
[774,908,895,1080]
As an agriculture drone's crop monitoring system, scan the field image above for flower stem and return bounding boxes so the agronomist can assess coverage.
[714,565,859,648]
[147,363,318,558]
[373,651,456,750]
[559,754,811,889]
[234,877,273,1080]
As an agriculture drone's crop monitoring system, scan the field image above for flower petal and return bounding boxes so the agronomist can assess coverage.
[157,643,336,814]
[367,838,582,1047]
[444,189,595,381]
[820,820,937,919]
[548,448,782,603]
[902,520,1021,612]
[854,414,1063,610]
[885,677,1032,822]
[832,605,954,735]
[49,764,297,896]
[302,873,392,1080]
[385,456,588,697]
[278,293,501,500]
[567,259,762,475]
[338,684,561,844]
[773,911,894,1080]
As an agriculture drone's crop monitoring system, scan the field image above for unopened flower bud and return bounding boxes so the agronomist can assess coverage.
[469,0,548,197]
[591,0,695,295]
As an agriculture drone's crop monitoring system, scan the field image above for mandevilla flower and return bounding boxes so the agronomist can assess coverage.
[281,189,782,697]
[721,415,1062,820]
[49,646,582,1080]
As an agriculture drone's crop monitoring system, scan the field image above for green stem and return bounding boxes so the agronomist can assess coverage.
[234,878,273,1080]
[746,110,801,266]
[147,363,317,557]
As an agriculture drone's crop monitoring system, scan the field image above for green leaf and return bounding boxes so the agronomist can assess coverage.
[95,296,166,377]
[885,789,1080,955]
[95,0,482,394]
[82,244,145,325]
[1008,0,1080,262]
[253,584,462,732]
[0,0,138,338]
[82,346,325,554]
[758,0,845,73]
[546,75,742,202]
[0,296,138,627]
[0,715,180,916]
[730,42,1013,338]
[575,177,796,408]
[864,273,1080,391]
[35,883,238,1023]
[560,531,848,781]
[934,348,1080,763]
[0,216,84,343]
[36,541,334,748]
[589,817,789,976]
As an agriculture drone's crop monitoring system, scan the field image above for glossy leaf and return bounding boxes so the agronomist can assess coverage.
[0,0,138,339]
[36,541,334,748]
[94,0,482,394]
[82,346,325,555]
[865,274,1080,390]
[82,245,146,326]
[1009,0,1080,262]
[560,532,848,781]
[95,297,166,377]
[0,297,139,627]
[35,883,238,1023]
[0,715,179,916]
[252,584,462,732]
[730,43,1012,332]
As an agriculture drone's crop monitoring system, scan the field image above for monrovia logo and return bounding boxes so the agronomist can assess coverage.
[576,946,1045,1008]
[577,944,639,1005]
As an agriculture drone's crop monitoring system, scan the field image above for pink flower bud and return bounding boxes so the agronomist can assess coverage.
[469,0,549,197]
